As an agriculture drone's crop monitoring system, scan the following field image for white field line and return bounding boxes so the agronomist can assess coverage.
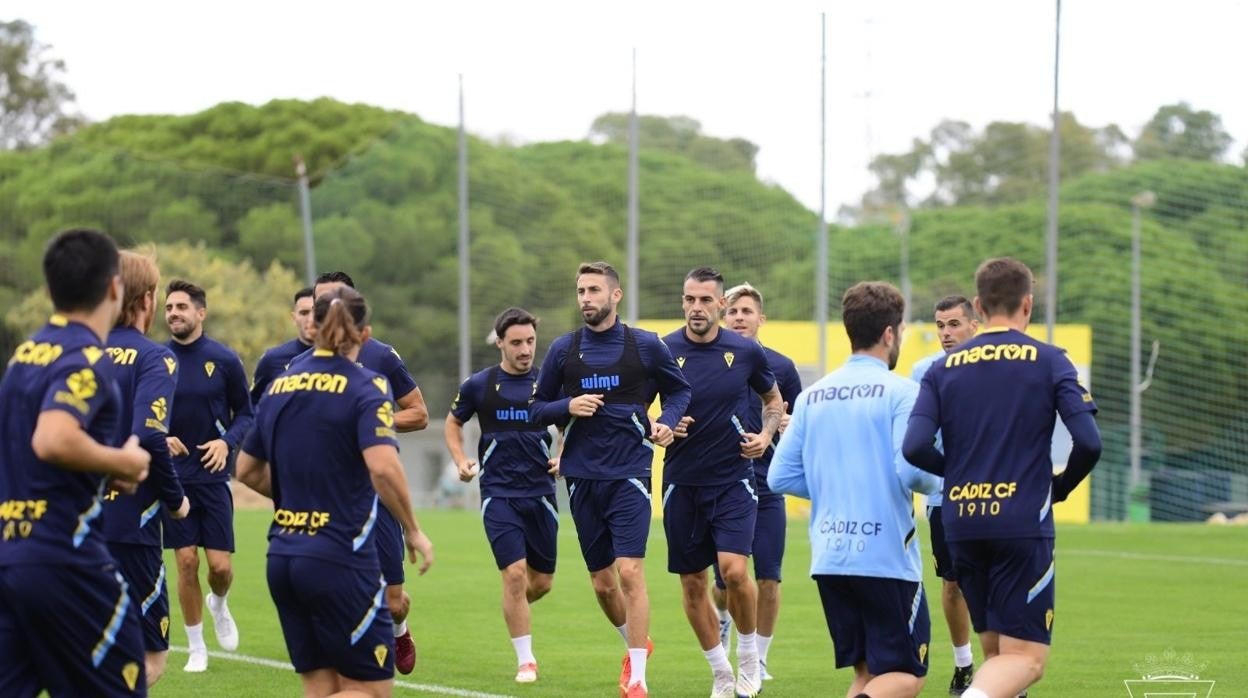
[168,646,518,698]
[1063,548,1248,567]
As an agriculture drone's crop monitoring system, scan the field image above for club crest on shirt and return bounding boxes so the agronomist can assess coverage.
[204,361,216,378]
[1045,608,1054,631]
[164,356,177,375]
[723,352,735,368]
[372,376,388,395]
[81,346,104,366]
[122,662,140,691]
[160,615,170,639]
[67,368,97,400]
[676,356,686,369]
[374,644,389,668]
[919,643,928,664]
[495,383,501,392]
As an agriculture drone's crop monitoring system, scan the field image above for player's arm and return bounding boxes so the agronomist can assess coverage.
[893,385,941,495]
[902,372,945,476]
[742,383,783,459]
[393,387,429,432]
[250,353,272,405]
[529,338,575,424]
[647,335,691,433]
[235,450,271,498]
[444,375,480,480]
[222,355,255,447]
[766,399,810,498]
[136,352,187,515]
[364,444,433,574]
[1051,356,1102,502]
[33,363,149,486]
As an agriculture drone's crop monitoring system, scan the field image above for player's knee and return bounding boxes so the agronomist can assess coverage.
[616,560,645,594]
[719,562,749,589]
[757,579,780,602]
[207,557,232,580]
[941,579,962,601]
[679,574,707,602]
[902,673,926,697]
[528,574,553,601]
[175,550,199,576]
[146,650,167,687]
[589,570,618,597]
[501,563,527,592]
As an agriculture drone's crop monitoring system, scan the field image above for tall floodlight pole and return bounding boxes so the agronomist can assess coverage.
[457,75,470,381]
[816,13,829,375]
[1044,0,1062,343]
[626,49,640,325]
[295,156,316,286]
[1129,191,1156,489]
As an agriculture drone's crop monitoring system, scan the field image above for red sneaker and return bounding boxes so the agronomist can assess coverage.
[625,681,648,697]
[618,637,655,696]
[395,630,416,674]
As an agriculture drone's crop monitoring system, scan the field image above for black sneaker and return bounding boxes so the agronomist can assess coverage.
[949,664,974,695]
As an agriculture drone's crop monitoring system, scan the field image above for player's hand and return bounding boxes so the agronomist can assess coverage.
[740,432,769,459]
[673,415,695,439]
[405,528,434,575]
[778,402,791,435]
[547,457,561,478]
[649,422,674,448]
[457,460,479,482]
[171,495,191,519]
[568,394,604,417]
[117,434,151,484]
[197,439,229,472]
[166,436,190,457]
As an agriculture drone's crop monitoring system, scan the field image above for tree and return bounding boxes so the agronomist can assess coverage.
[1134,102,1233,162]
[589,112,758,173]
[0,20,83,149]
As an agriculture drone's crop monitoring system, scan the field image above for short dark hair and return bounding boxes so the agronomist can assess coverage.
[841,281,905,351]
[684,266,724,289]
[294,287,314,305]
[934,294,975,318]
[975,257,1033,317]
[166,279,207,308]
[314,271,355,289]
[43,229,120,313]
[494,307,539,339]
[576,261,620,287]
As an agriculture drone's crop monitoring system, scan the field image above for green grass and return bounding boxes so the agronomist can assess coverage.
[153,510,1248,696]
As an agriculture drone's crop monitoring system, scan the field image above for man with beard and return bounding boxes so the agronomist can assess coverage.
[250,287,315,404]
[530,261,691,698]
[769,281,940,698]
[102,250,191,687]
[163,279,253,672]
[445,307,559,684]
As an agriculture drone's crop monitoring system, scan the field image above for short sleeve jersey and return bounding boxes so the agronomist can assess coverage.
[911,328,1097,542]
[242,350,399,568]
[661,328,775,486]
[0,316,123,567]
[450,366,555,498]
[251,337,312,404]
[751,345,802,495]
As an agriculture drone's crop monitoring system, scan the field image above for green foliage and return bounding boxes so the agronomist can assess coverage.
[0,19,84,149]
[1134,102,1234,162]
[590,112,759,173]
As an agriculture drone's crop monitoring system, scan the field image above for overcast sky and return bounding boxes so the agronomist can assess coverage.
[10,0,1247,211]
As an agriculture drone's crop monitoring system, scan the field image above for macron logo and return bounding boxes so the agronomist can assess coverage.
[580,374,620,391]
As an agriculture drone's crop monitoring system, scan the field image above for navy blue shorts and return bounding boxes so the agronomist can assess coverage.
[109,543,171,652]
[267,555,394,682]
[715,493,785,588]
[163,482,234,552]
[662,479,758,575]
[374,508,405,586]
[481,494,559,574]
[948,537,1056,645]
[566,476,652,572]
[815,575,930,678]
[926,506,956,582]
[0,563,147,696]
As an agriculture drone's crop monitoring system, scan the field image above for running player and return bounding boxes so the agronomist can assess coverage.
[250,286,314,403]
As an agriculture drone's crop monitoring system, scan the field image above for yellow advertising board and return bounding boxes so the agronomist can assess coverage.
[636,320,1093,524]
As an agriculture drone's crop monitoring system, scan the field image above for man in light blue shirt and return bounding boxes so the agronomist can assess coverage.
[910,295,979,695]
[769,281,939,698]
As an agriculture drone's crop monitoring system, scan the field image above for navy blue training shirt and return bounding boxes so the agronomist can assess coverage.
[0,316,123,567]
[166,334,254,485]
[751,345,802,496]
[910,327,1097,542]
[251,337,312,404]
[530,320,691,480]
[661,328,776,486]
[451,366,555,498]
[289,337,419,402]
[243,350,399,567]
[101,325,184,547]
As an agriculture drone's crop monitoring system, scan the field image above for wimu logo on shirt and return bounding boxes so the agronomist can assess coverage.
[807,384,884,404]
[495,406,530,422]
[580,373,621,391]
[945,343,1038,367]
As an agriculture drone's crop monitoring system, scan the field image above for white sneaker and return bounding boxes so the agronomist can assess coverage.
[735,668,762,698]
[760,658,774,681]
[206,593,239,651]
[515,662,538,683]
[711,671,736,698]
[184,648,208,672]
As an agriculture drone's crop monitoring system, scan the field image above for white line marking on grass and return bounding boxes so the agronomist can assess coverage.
[169,646,518,698]
[1064,549,1248,567]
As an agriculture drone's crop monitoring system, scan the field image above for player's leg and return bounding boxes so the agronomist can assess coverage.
[680,569,735,697]
[524,493,559,605]
[814,575,868,696]
[268,556,339,695]
[570,478,628,629]
[930,505,974,693]
[486,497,542,682]
[857,578,929,698]
[611,478,654,694]
[709,571,732,650]
[372,508,414,675]
[712,480,761,695]
[111,542,174,686]
[200,480,239,652]
[754,492,786,680]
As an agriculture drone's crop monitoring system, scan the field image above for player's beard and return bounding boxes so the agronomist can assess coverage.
[686,315,715,336]
[887,337,901,370]
[169,319,197,340]
[583,302,613,327]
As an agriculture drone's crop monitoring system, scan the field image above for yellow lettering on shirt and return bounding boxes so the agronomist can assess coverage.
[947,481,1018,518]
[272,508,331,535]
[267,372,349,395]
[945,343,1037,368]
[106,347,138,365]
[9,341,63,367]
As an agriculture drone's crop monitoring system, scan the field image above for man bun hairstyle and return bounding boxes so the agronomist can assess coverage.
[314,285,369,355]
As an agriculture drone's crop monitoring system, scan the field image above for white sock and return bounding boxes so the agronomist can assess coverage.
[207,592,226,610]
[393,620,408,638]
[627,647,648,687]
[511,634,535,665]
[737,631,758,660]
[186,622,206,651]
[953,642,973,668]
[716,607,730,624]
[616,623,629,645]
[962,689,989,698]
[704,644,733,676]
[757,633,773,663]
